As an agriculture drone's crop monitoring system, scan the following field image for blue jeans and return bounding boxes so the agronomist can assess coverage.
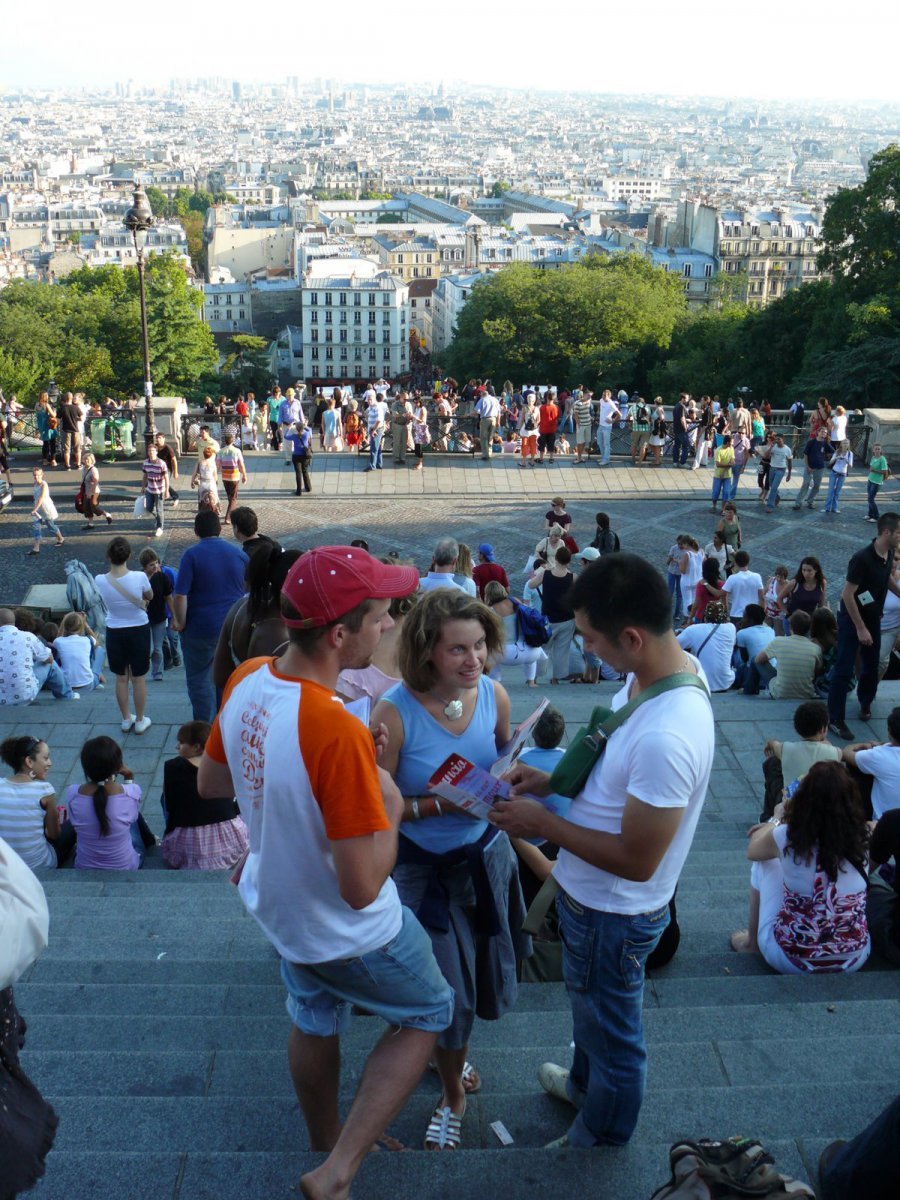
[671,429,689,465]
[820,1094,900,1200]
[711,475,729,504]
[828,611,880,724]
[597,425,612,464]
[667,572,683,621]
[867,481,881,520]
[31,513,62,541]
[181,633,220,722]
[729,466,745,500]
[824,471,845,512]
[742,658,777,696]
[165,625,182,666]
[33,658,75,699]
[149,621,167,680]
[557,891,669,1146]
[367,430,383,469]
[766,467,786,510]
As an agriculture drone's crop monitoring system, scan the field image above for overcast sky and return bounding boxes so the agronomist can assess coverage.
[3,0,899,105]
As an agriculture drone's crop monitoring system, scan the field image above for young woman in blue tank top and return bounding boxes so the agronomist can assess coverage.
[374,588,529,1151]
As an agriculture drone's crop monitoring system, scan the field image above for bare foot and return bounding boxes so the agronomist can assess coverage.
[299,1169,350,1200]
[730,930,757,953]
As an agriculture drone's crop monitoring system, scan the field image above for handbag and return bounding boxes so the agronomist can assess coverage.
[104,572,149,612]
[74,470,89,514]
[0,837,49,990]
[550,672,710,798]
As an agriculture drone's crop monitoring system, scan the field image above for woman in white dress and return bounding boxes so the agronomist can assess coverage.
[191,446,220,512]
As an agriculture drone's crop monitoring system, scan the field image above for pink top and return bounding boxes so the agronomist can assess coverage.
[337,664,399,705]
[67,782,142,870]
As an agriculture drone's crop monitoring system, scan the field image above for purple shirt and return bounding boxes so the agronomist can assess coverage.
[68,782,141,870]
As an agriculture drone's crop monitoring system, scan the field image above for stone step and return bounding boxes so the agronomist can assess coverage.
[37,1083,896,1154]
[23,1034,897,1101]
[29,1140,820,1200]
[20,998,898,1053]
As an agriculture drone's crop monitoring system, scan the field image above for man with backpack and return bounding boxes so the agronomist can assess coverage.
[627,396,652,465]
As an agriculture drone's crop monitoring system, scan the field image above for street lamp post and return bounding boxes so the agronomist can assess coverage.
[124,183,155,452]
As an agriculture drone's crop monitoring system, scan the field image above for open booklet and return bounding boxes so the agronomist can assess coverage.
[427,699,548,820]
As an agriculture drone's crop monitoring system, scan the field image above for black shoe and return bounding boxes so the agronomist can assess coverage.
[859,709,872,722]
[829,720,855,741]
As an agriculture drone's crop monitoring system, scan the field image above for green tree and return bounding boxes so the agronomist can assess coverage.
[818,144,900,302]
[489,180,511,198]
[446,256,686,386]
[145,185,173,219]
[180,211,206,274]
[220,334,273,398]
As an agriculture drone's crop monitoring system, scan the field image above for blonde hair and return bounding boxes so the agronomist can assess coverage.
[398,589,504,693]
[483,581,509,605]
[455,543,473,578]
[60,612,87,636]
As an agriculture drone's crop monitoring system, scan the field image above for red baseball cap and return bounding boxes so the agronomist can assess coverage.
[281,546,419,628]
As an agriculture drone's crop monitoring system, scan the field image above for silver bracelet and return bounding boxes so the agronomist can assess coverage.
[434,798,443,817]
[411,799,420,821]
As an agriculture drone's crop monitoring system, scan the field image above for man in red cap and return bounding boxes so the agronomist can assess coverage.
[199,546,453,1199]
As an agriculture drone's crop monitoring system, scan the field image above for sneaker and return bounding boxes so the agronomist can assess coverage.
[865,516,877,522]
[537,1062,574,1105]
[121,714,136,732]
[154,528,163,538]
[544,1134,570,1150]
[133,716,152,735]
[829,720,855,741]
[67,692,80,701]
[171,499,179,509]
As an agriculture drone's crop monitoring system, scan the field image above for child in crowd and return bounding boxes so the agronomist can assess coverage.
[161,721,249,870]
[760,699,842,820]
[67,736,154,870]
[721,550,764,625]
[842,707,900,821]
[54,611,105,693]
[811,606,841,697]
[556,434,571,456]
[763,564,790,628]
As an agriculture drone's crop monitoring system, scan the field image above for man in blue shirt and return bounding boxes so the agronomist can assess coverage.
[793,426,831,510]
[172,509,247,721]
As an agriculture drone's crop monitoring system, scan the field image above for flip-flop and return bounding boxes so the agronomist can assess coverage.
[424,1098,465,1150]
[461,1062,481,1094]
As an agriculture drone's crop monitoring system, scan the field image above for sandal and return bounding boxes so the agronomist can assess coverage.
[461,1061,481,1094]
[424,1099,465,1150]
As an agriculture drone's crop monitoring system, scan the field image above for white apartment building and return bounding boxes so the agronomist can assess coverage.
[301,262,409,386]
[202,278,253,333]
[431,272,485,354]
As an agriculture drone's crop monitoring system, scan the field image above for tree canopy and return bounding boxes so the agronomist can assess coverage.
[445,255,687,387]
[0,253,217,400]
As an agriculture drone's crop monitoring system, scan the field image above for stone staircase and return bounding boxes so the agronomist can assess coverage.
[11,675,900,1199]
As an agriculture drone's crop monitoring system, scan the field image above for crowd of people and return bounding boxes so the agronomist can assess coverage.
[1,379,899,1197]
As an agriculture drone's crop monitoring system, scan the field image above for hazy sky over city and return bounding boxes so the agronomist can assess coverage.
[3,0,898,104]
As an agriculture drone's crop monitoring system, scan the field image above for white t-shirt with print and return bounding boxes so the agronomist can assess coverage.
[853,744,900,819]
[722,570,764,618]
[769,444,793,471]
[0,626,48,705]
[554,659,714,914]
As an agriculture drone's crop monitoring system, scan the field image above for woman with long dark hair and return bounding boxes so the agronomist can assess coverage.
[778,556,827,630]
[731,761,870,973]
[66,736,153,869]
[212,546,303,689]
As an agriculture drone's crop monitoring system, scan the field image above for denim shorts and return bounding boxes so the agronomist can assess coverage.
[280,906,454,1037]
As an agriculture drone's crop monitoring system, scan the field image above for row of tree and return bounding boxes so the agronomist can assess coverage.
[445,145,900,406]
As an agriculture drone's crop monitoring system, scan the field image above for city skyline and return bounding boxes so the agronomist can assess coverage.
[3,0,899,105]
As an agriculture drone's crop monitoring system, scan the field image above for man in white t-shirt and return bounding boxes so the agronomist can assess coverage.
[596,389,622,466]
[843,707,900,819]
[677,602,736,691]
[492,552,714,1149]
[722,551,764,620]
[198,547,452,1198]
[765,433,793,512]
[364,395,389,472]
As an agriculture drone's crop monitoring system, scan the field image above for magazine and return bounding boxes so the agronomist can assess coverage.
[491,698,548,778]
[427,752,512,820]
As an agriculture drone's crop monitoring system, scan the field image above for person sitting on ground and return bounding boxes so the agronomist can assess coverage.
[483,581,548,687]
[810,606,840,697]
[730,762,870,974]
[419,537,469,594]
[721,550,764,624]
[0,735,74,868]
[472,544,509,601]
[1,608,78,703]
[677,601,736,691]
[732,604,775,690]
[841,706,900,820]
[590,512,620,556]
[161,721,249,870]
[67,736,153,870]
[692,557,726,624]
[867,809,900,966]
[54,611,104,694]
[213,546,303,690]
[743,610,823,698]
[760,699,843,821]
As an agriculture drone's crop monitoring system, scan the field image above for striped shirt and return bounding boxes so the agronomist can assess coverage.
[573,398,593,429]
[0,779,57,869]
[217,446,245,482]
[142,459,169,494]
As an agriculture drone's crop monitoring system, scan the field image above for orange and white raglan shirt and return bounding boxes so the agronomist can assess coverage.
[207,657,402,964]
